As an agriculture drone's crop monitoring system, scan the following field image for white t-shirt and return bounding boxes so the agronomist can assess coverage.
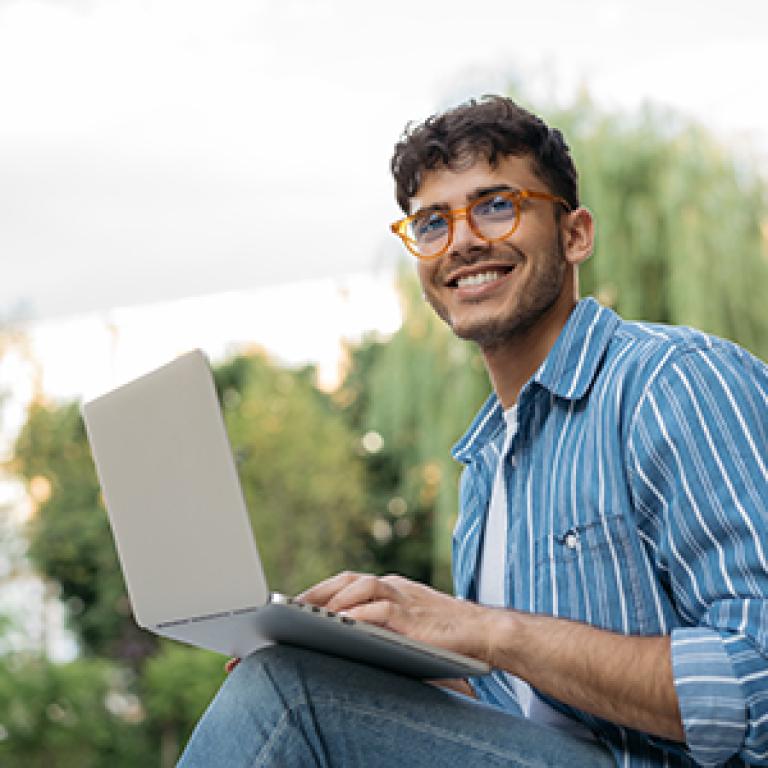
[477,405,593,740]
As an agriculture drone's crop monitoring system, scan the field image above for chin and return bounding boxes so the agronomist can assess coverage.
[450,317,517,347]
[449,301,558,348]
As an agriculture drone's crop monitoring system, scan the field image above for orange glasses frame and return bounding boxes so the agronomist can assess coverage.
[390,188,570,261]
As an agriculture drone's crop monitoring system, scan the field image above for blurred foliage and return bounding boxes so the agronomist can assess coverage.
[334,324,471,587]
[14,401,155,665]
[141,642,226,767]
[548,96,768,360]
[344,270,491,589]
[218,354,371,595]
[0,654,152,767]
[2,92,767,766]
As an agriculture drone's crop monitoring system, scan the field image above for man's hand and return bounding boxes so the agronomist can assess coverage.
[298,571,685,742]
[297,571,496,666]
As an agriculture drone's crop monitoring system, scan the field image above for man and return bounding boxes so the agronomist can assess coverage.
[178,96,768,766]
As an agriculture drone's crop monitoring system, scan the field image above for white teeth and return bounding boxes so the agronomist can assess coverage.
[456,270,503,288]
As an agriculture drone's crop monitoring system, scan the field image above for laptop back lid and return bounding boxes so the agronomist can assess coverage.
[82,350,268,628]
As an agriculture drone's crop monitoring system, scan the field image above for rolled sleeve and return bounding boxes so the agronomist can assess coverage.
[629,340,768,764]
[670,627,745,766]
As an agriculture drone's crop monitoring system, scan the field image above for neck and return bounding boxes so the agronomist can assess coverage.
[481,275,579,409]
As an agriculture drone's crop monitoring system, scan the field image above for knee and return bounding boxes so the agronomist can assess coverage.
[194,645,308,734]
[226,644,322,703]
[237,643,350,680]
[235,644,305,681]
[230,644,370,708]
[226,644,295,691]
[178,646,312,766]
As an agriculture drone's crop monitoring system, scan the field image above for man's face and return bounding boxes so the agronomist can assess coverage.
[412,154,569,349]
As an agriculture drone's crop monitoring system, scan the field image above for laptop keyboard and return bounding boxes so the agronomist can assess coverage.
[286,597,357,625]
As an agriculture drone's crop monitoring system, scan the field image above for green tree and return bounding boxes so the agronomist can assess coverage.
[358,269,491,589]
[218,353,371,594]
[335,332,439,585]
[550,97,768,357]
[12,401,152,664]
[141,642,224,768]
[0,655,152,768]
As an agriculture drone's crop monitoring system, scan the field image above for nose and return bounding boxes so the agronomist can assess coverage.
[449,210,485,253]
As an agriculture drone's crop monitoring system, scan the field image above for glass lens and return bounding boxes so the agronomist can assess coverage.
[407,210,450,257]
[471,193,518,240]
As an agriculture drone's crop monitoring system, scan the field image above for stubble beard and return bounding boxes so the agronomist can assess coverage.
[426,235,567,351]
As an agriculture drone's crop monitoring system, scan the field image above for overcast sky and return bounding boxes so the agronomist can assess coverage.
[1,0,768,322]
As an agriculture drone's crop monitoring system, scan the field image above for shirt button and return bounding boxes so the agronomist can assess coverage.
[508,455,516,467]
[564,532,579,549]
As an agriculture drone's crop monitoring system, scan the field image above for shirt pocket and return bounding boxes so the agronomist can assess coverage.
[532,513,654,633]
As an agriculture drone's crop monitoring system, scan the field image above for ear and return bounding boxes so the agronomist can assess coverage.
[560,207,594,266]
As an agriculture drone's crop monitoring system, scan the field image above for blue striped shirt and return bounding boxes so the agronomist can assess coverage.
[451,297,768,767]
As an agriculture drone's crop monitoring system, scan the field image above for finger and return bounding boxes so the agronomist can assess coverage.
[224,657,241,674]
[344,599,402,630]
[326,575,398,613]
[379,573,406,586]
[380,573,439,600]
[296,571,363,607]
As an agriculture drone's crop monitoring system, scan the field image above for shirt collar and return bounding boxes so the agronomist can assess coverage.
[452,297,619,464]
[532,296,619,400]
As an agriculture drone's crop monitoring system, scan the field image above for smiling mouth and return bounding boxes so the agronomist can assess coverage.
[448,266,516,289]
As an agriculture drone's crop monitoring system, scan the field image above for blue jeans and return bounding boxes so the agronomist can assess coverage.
[177,646,614,767]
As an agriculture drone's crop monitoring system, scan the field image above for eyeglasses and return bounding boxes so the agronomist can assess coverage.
[390,188,570,261]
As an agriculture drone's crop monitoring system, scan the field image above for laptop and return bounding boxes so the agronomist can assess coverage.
[81,350,490,680]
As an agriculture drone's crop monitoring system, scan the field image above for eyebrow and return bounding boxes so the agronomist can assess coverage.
[472,184,519,199]
[413,184,521,215]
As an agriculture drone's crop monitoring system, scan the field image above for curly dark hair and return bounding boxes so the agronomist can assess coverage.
[390,95,579,214]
